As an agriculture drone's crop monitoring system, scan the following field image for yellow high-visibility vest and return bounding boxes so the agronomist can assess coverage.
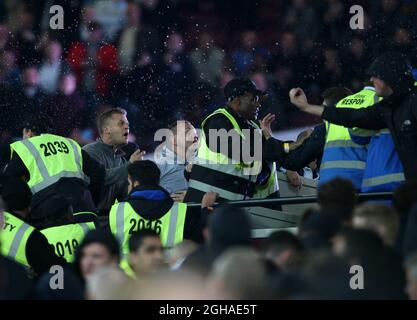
[10,134,88,194]
[188,108,262,201]
[40,222,96,262]
[109,202,187,256]
[0,212,35,267]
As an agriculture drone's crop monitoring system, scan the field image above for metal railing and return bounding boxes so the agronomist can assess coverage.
[186,192,393,208]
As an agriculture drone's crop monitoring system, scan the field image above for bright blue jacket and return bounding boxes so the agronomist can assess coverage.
[350,128,405,192]
[319,87,378,189]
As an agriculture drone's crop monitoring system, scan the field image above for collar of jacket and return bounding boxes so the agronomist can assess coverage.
[96,137,126,157]
[128,185,170,201]
[391,76,415,98]
[383,87,414,108]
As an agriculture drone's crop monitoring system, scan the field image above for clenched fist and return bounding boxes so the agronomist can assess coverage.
[289,88,308,110]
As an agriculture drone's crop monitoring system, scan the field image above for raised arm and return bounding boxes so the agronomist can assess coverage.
[289,88,387,130]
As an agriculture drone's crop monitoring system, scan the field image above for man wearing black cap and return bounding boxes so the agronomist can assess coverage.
[185,78,302,203]
[290,52,417,180]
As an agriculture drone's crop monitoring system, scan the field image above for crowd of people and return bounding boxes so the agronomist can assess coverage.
[1,0,417,147]
[2,169,417,299]
[0,74,416,299]
[1,0,417,301]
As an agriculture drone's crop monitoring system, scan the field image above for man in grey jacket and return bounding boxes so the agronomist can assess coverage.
[83,108,144,215]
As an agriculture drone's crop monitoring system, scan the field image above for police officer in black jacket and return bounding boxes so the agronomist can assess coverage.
[289,52,417,180]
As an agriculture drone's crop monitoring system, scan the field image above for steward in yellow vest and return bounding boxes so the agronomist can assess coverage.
[289,53,417,181]
[320,86,379,189]
[35,194,97,263]
[184,78,295,204]
[0,178,66,275]
[110,160,216,258]
[4,114,105,222]
[270,87,365,186]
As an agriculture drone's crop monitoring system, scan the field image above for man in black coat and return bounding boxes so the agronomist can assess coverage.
[289,52,417,180]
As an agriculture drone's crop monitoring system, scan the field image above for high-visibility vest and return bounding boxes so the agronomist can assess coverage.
[320,87,379,189]
[0,212,35,267]
[120,258,136,279]
[252,162,279,199]
[187,107,262,201]
[109,202,187,256]
[10,134,88,194]
[40,221,96,262]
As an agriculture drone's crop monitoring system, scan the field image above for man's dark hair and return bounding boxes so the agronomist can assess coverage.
[76,229,120,260]
[73,229,120,282]
[127,160,161,186]
[1,178,32,212]
[262,231,304,256]
[393,180,417,216]
[318,178,357,223]
[33,193,74,228]
[22,113,54,135]
[298,210,342,250]
[128,229,161,253]
[322,87,353,106]
[209,206,251,257]
[97,107,127,135]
